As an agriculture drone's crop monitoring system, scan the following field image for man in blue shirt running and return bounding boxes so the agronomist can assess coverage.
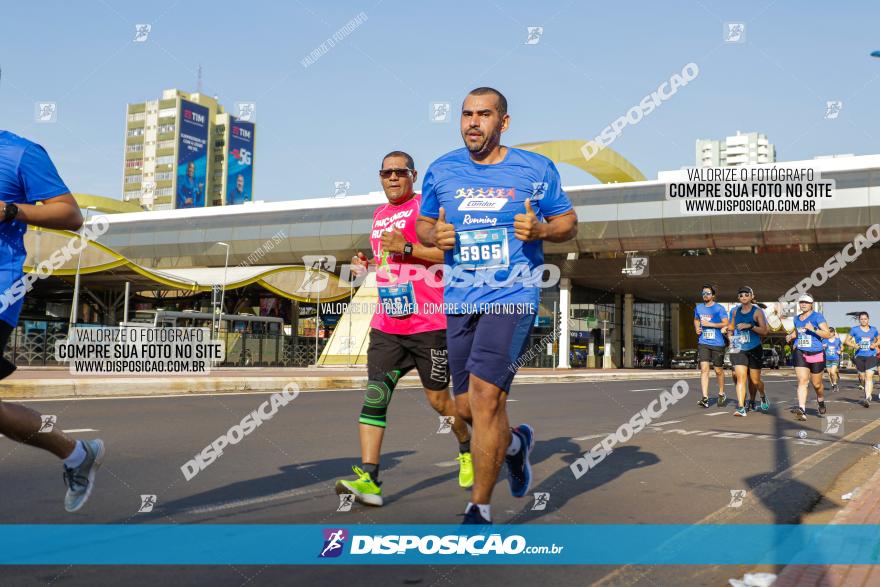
[694,285,729,408]
[823,329,843,393]
[0,130,105,512]
[417,87,577,524]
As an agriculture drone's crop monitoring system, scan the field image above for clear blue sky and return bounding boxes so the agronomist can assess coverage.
[2,0,879,319]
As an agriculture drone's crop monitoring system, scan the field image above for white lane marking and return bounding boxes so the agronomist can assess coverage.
[629,388,664,392]
[649,420,683,427]
[182,485,328,515]
[15,378,703,402]
[573,420,685,441]
[11,427,96,435]
[0,427,97,438]
[16,389,375,402]
[434,460,459,467]
[508,399,519,402]
[705,412,729,417]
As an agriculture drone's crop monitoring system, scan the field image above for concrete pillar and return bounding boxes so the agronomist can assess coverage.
[557,278,571,369]
[624,293,635,368]
[612,294,623,368]
[671,303,680,356]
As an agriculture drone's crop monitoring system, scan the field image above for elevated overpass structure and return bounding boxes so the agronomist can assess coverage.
[21,154,880,368]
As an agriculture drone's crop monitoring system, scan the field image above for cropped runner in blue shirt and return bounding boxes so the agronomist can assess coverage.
[0,129,104,512]
[417,87,577,525]
[844,311,880,408]
[693,284,729,408]
[727,286,769,416]
[785,293,833,420]
[823,330,843,393]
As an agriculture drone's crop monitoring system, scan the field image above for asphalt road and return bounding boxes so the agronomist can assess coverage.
[3,374,880,586]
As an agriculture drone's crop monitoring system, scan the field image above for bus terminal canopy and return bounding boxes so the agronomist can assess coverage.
[22,227,350,303]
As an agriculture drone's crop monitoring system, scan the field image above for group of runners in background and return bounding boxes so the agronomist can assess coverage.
[694,286,880,421]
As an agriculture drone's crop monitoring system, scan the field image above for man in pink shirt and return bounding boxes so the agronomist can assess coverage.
[335,151,472,507]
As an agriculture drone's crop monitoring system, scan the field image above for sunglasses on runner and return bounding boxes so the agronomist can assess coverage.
[379,168,412,179]
[737,292,751,298]
[701,291,713,296]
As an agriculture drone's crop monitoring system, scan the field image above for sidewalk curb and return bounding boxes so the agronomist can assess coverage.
[0,370,702,400]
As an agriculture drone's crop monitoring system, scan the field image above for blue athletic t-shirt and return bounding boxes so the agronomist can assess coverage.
[793,311,827,352]
[848,325,879,358]
[694,302,727,347]
[0,131,70,327]
[729,304,764,351]
[420,147,573,309]
[824,337,842,359]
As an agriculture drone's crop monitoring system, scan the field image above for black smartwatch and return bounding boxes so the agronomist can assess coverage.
[402,241,414,256]
[2,203,19,223]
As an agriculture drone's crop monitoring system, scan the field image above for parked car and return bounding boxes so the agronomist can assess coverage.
[762,348,780,369]
[671,349,698,369]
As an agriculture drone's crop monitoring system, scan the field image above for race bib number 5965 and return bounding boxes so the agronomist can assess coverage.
[455,227,509,269]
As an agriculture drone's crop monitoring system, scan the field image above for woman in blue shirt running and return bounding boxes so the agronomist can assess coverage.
[785,293,833,421]
[843,311,880,408]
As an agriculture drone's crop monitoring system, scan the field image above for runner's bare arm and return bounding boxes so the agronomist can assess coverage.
[814,322,832,339]
[380,227,444,263]
[752,310,769,337]
[7,193,82,231]
[533,208,578,243]
[411,242,445,264]
[416,215,436,247]
[416,208,455,251]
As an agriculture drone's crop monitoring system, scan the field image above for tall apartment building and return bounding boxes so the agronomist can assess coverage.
[123,89,256,210]
[695,131,775,168]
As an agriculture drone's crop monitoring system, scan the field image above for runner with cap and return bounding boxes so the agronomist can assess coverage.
[843,311,880,408]
[785,293,832,420]
[727,286,769,416]
[694,284,728,408]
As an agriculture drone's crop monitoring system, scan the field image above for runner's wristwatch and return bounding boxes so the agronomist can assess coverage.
[403,241,413,256]
[2,203,19,223]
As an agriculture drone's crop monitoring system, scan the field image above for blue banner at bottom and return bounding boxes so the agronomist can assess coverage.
[2,525,879,565]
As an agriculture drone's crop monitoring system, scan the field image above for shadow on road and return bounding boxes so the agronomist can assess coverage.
[138,450,415,521]
[515,438,660,523]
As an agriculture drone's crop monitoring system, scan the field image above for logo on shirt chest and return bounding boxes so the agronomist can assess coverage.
[454,187,515,199]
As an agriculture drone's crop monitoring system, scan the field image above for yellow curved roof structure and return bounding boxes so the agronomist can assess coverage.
[72,193,143,214]
[514,140,646,184]
[22,228,350,303]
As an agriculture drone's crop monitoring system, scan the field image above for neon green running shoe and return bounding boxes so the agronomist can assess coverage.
[335,466,383,506]
[457,452,474,488]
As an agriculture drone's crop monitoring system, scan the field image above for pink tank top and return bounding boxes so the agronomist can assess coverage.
[369,194,446,335]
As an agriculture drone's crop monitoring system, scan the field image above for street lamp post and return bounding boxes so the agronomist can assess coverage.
[215,242,230,342]
[314,257,326,366]
[69,206,97,329]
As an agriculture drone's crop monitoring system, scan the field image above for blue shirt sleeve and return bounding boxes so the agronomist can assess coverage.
[534,160,572,218]
[716,305,727,323]
[419,166,439,219]
[18,144,69,203]
[694,306,700,320]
